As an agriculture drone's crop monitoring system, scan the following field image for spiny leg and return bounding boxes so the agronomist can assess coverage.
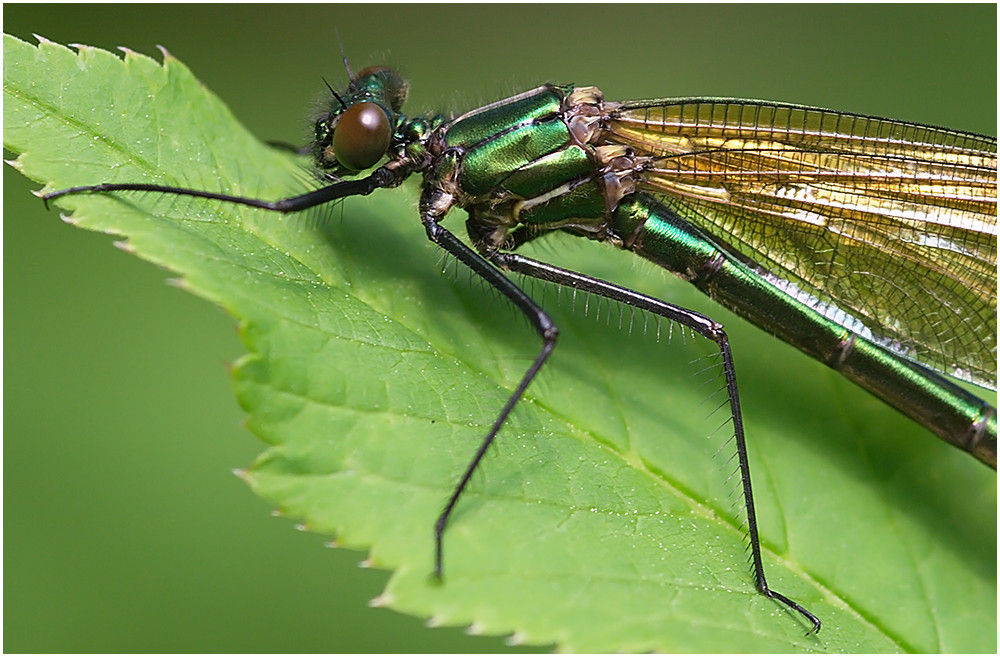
[421,221,559,580]
[42,167,400,212]
[492,250,821,635]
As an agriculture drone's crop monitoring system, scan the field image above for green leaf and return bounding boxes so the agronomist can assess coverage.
[4,34,995,652]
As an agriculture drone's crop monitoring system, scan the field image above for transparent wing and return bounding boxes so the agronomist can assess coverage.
[608,99,997,389]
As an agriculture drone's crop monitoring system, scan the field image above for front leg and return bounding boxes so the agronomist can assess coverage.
[420,215,558,580]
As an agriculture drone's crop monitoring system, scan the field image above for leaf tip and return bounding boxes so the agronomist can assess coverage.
[5,157,23,172]
[369,592,393,608]
[68,42,98,55]
[425,614,445,627]
[232,467,248,481]
[294,522,308,532]
[32,33,53,46]
[465,621,486,636]
[167,276,192,291]
[358,557,374,568]
[505,631,528,646]
[114,239,137,255]
[324,539,339,549]
[156,44,175,61]
[59,213,79,226]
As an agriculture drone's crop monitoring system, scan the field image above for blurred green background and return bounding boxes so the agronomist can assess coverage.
[5,4,996,652]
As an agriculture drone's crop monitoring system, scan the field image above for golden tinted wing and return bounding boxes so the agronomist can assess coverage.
[607,99,997,389]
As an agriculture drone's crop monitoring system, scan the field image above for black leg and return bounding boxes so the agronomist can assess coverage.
[42,166,401,213]
[421,221,558,580]
[492,250,821,635]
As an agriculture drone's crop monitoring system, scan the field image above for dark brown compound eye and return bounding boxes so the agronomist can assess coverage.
[355,65,391,80]
[333,102,391,172]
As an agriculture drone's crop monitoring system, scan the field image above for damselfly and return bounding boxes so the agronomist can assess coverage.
[43,64,998,634]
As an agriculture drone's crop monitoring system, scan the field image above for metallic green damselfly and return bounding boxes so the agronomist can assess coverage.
[45,66,998,634]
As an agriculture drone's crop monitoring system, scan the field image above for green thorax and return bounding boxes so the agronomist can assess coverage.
[425,84,627,250]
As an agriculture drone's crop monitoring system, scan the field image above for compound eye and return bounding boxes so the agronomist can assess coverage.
[333,102,391,172]
[355,65,391,79]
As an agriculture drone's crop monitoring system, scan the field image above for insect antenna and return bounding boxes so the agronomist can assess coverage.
[334,28,354,81]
